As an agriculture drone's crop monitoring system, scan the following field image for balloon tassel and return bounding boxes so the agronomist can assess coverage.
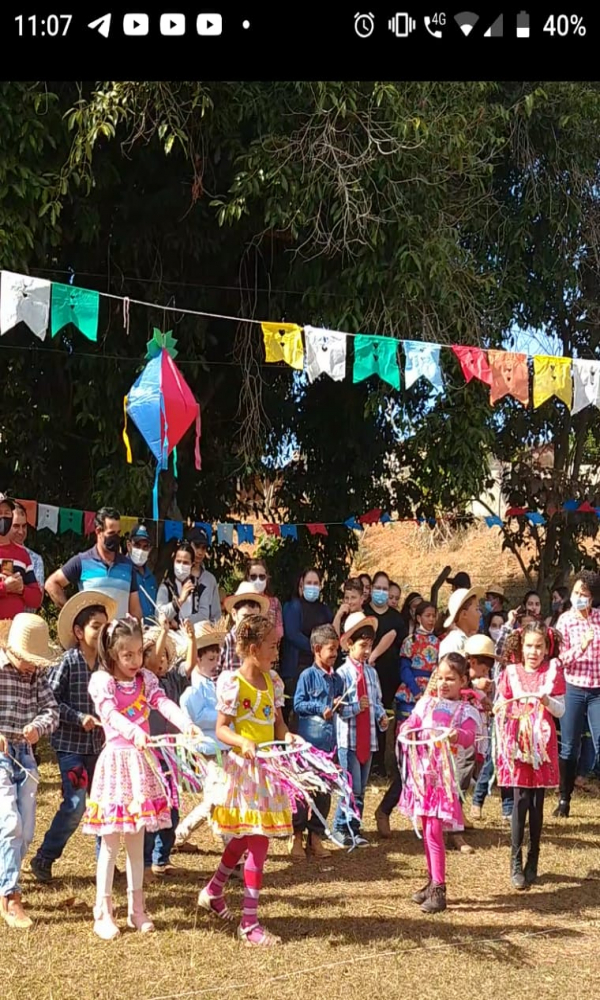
[122,395,133,463]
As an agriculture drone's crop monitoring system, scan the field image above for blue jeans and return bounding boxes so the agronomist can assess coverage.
[144,808,179,867]
[334,748,372,835]
[560,683,600,763]
[472,748,514,816]
[37,752,97,864]
[0,742,39,895]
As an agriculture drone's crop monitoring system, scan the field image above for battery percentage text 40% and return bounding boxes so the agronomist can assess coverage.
[543,14,586,36]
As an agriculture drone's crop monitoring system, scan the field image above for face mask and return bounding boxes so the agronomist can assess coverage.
[250,578,267,594]
[484,601,493,614]
[174,563,191,582]
[551,599,563,613]
[130,548,149,567]
[371,589,388,607]
[572,593,590,612]
[103,533,121,554]
[0,516,12,537]
[489,627,502,643]
[303,585,320,603]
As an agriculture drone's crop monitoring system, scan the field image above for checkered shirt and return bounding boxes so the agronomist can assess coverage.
[335,659,386,752]
[556,608,600,688]
[0,651,59,742]
[48,648,103,754]
[217,628,241,676]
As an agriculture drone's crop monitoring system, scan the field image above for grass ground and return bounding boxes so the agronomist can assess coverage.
[2,753,600,1000]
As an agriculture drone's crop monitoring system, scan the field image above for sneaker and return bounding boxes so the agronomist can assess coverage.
[375,807,392,838]
[411,880,432,904]
[421,883,447,914]
[330,831,354,849]
[353,835,370,848]
[30,855,53,884]
[151,863,177,876]
[470,805,483,821]
[0,893,33,930]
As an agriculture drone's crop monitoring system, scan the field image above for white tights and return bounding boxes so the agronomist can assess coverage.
[96,830,144,907]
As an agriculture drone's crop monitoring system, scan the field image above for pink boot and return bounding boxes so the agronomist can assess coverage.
[93,897,120,941]
[126,889,155,933]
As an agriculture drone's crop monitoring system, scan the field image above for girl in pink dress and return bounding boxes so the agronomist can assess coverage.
[398,652,482,914]
[82,617,200,940]
[495,623,565,890]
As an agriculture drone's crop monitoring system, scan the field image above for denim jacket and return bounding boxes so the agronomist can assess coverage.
[293,664,343,752]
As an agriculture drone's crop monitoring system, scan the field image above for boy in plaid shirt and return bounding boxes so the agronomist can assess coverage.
[30,592,115,884]
[0,614,59,929]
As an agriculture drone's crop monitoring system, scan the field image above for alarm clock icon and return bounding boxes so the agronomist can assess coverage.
[354,12,375,37]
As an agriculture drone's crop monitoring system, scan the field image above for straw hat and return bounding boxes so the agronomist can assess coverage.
[194,618,228,652]
[142,626,178,667]
[223,582,270,616]
[486,583,505,599]
[57,590,118,650]
[464,634,496,659]
[340,611,378,651]
[444,587,483,628]
[0,613,60,668]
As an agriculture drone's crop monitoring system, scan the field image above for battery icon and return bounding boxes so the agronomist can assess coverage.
[517,10,530,37]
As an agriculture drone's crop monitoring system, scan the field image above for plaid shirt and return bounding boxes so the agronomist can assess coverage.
[0,651,59,742]
[556,608,600,688]
[217,628,241,676]
[49,648,103,755]
[335,659,386,752]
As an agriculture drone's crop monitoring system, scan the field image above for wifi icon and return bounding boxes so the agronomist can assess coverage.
[454,11,480,35]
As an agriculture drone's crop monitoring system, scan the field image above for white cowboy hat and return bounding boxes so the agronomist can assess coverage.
[57,590,118,651]
[194,618,229,651]
[223,582,270,616]
[340,611,378,651]
[444,587,483,628]
[463,634,496,659]
[0,613,60,668]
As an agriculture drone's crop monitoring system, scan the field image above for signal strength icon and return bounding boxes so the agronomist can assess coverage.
[454,11,479,35]
[484,13,503,36]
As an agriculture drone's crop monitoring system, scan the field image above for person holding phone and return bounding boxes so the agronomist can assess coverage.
[0,494,42,620]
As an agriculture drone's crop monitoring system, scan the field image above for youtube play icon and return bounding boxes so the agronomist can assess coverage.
[160,13,185,35]
[123,13,149,35]
[197,13,222,35]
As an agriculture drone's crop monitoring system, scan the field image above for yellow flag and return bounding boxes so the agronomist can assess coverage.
[533,356,572,411]
[261,322,304,371]
[120,516,138,536]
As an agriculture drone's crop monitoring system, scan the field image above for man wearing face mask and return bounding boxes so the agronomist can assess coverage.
[126,523,157,624]
[0,494,42,619]
[45,507,142,620]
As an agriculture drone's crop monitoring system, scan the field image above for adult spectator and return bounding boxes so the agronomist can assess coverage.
[400,591,423,638]
[126,523,157,624]
[157,540,219,625]
[11,504,45,594]
[358,573,372,607]
[244,557,283,640]
[485,585,505,615]
[365,570,407,775]
[447,571,471,592]
[546,585,569,627]
[388,581,401,610]
[439,587,482,657]
[45,507,142,620]
[554,570,600,818]
[0,493,42,619]
[281,568,332,715]
[186,526,220,622]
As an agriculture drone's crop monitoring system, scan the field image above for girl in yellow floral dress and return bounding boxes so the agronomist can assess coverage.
[199,614,298,946]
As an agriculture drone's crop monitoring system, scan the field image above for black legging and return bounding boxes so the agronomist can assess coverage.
[511,787,545,855]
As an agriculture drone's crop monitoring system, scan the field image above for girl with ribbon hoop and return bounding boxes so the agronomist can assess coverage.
[495,622,565,890]
[398,652,482,914]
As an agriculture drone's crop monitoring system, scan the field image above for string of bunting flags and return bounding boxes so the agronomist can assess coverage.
[9,497,600,544]
[2,269,600,413]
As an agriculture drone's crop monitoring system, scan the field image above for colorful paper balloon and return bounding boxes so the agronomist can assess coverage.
[123,329,201,518]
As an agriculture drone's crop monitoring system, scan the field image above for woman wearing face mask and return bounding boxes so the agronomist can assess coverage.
[157,542,203,627]
[486,611,507,646]
[545,586,569,628]
[245,558,283,641]
[554,570,600,818]
[280,568,332,720]
[366,571,408,776]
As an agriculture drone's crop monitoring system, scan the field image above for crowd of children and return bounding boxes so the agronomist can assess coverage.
[0,566,595,940]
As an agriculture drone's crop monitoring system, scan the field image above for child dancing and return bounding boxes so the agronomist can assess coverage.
[495,623,565,889]
[399,652,482,914]
[199,613,299,946]
[82,616,200,939]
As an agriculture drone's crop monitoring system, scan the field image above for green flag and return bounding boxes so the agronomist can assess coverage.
[59,507,83,535]
[353,335,400,390]
[51,283,100,342]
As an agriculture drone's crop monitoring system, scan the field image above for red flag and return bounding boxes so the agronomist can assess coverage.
[358,508,382,525]
[262,524,281,537]
[84,511,97,536]
[307,523,328,536]
[452,346,492,387]
[578,501,597,513]
[506,506,528,517]
[15,499,37,527]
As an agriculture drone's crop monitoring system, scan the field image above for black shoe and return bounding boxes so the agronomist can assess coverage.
[421,883,447,913]
[524,850,539,885]
[553,798,570,818]
[411,880,432,904]
[30,854,53,884]
[511,851,527,890]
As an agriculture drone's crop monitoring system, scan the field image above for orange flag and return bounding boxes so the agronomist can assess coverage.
[488,351,529,406]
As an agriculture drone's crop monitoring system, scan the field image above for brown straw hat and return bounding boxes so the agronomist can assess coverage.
[194,618,229,651]
[0,613,60,668]
[142,626,178,667]
[57,590,118,651]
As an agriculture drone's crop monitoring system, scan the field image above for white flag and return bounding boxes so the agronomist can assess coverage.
[37,504,59,534]
[573,359,600,415]
[304,326,347,383]
[0,270,51,340]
